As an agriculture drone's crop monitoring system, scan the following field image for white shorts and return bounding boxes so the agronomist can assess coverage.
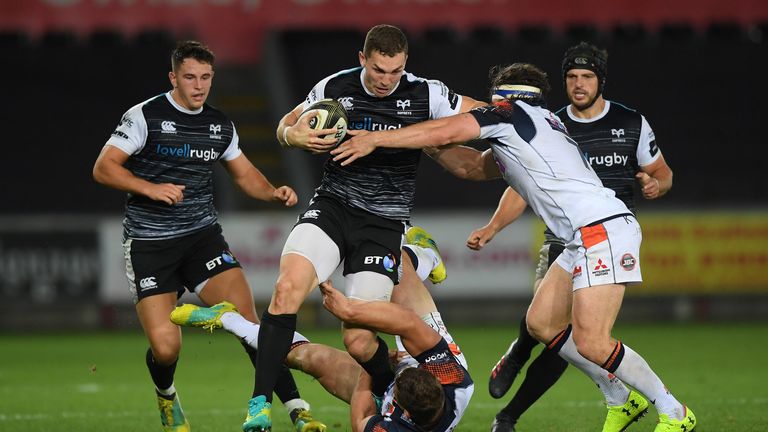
[555,214,643,291]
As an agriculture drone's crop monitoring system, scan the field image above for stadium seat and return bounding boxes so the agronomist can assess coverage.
[705,22,745,43]
[564,24,604,45]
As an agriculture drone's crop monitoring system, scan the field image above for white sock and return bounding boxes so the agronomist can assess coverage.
[220,312,309,348]
[611,343,685,420]
[403,244,437,281]
[556,331,630,406]
[283,398,310,413]
[156,384,176,397]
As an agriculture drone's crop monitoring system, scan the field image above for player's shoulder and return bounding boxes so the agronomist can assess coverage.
[606,100,644,119]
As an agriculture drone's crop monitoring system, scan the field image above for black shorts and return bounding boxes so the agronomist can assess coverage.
[297,195,405,284]
[123,223,241,302]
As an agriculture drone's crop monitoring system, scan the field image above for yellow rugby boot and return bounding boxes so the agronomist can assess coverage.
[602,389,649,432]
[157,391,190,432]
[170,301,237,332]
[406,225,447,283]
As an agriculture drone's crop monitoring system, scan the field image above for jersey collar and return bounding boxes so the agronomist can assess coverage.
[566,100,611,124]
[165,91,204,115]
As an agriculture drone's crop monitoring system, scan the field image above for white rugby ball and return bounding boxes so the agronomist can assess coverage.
[300,98,348,146]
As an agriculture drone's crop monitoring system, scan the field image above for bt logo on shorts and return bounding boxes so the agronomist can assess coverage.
[139,276,158,291]
[206,251,238,270]
[363,254,397,273]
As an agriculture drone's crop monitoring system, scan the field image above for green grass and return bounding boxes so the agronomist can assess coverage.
[2,324,767,431]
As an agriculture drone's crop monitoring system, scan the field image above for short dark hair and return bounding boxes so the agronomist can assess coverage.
[363,24,408,58]
[394,367,445,427]
[488,63,551,102]
[171,40,215,72]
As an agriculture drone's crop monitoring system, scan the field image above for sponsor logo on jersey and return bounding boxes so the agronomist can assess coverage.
[112,130,129,140]
[161,121,177,133]
[155,144,220,161]
[338,97,354,110]
[348,117,402,131]
[592,258,611,277]
[139,276,157,291]
[573,265,583,278]
[119,114,134,128]
[423,351,448,363]
[621,253,636,271]
[588,152,628,167]
[363,254,397,273]
[206,250,238,270]
[396,99,412,115]
[302,209,320,219]
[209,124,222,139]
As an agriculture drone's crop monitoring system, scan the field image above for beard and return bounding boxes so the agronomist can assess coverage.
[570,91,600,111]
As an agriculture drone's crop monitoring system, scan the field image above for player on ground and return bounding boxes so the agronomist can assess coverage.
[171,227,470,431]
[92,41,324,432]
[247,24,481,432]
[473,42,673,432]
[332,62,696,432]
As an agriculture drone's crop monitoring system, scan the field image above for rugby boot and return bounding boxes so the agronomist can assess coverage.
[291,408,327,432]
[157,391,190,432]
[654,406,697,432]
[405,225,447,283]
[488,339,525,399]
[170,301,237,332]
[243,395,272,432]
[490,412,516,432]
[602,389,649,432]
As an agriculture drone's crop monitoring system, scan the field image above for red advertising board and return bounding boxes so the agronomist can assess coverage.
[3,0,767,62]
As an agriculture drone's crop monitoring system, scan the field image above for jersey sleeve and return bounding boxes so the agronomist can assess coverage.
[469,105,511,141]
[637,115,661,167]
[302,75,333,110]
[220,121,243,161]
[364,415,393,432]
[427,79,462,119]
[105,103,148,155]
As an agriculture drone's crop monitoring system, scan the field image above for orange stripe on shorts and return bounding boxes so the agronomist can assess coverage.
[580,223,608,249]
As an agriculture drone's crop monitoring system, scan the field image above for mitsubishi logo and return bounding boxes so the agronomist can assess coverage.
[594,259,608,270]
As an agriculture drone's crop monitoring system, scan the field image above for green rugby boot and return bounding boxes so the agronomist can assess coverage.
[170,301,237,332]
[157,391,190,432]
[243,395,272,432]
[602,389,649,432]
[654,406,697,432]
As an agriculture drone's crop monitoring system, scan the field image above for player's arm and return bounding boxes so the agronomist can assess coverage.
[93,145,185,205]
[459,95,488,112]
[277,102,340,153]
[637,155,673,199]
[320,282,441,355]
[332,113,481,166]
[222,154,297,206]
[467,186,528,250]
[427,145,501,181]
[350,371,377,432]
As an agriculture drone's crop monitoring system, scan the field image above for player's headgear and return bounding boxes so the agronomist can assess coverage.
[489,63,550,106]
[561,42,608,94]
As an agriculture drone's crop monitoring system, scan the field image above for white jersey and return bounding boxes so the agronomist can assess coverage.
[469,101,631,242]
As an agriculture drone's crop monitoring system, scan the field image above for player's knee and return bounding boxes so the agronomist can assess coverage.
[571,331,608,363]
[150,343,180,365]
[526,313,556,343]
[271,278,303,314]
[343,330,377,362]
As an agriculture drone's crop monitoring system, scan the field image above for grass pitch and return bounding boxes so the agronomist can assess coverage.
[2,323,767,431]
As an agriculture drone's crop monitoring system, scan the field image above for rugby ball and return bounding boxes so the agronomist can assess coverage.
[300,98,348,146]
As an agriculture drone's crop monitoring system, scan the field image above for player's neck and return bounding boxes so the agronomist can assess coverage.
[570,96,605,120]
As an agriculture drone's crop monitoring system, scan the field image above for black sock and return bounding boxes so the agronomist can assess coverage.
[511,314,538,362]
[359,337,395,397]
[254,311,297,403]
[146,348,177,393]
[241,341,302,402]
[500,346,569,421]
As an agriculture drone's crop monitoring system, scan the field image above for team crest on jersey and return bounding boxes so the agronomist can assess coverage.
[396,99,412,115]
[621,253,636,271]
[209,124,222,139]
[611,128,626,143]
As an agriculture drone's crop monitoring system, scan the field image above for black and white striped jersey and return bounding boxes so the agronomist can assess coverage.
[555,101,661,212]
[105,92,241,240]
[304,67,463,221]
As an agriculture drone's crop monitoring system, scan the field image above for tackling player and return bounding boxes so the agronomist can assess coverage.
[332,62,696,432]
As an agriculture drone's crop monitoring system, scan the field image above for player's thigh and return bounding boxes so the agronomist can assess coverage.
[136,291,182,362]
[198,268,258,322]
[571,283,625,343]
[527,262,573,339]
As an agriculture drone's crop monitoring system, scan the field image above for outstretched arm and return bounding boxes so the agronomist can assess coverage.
[426,145,501,181]
[331,113,481,166]
[466,187,528,250]
[320,282,440,356]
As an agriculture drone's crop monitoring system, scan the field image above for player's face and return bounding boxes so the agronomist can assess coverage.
[359,50,407,98]
[565,68,600,110]
[169,58,214,110]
